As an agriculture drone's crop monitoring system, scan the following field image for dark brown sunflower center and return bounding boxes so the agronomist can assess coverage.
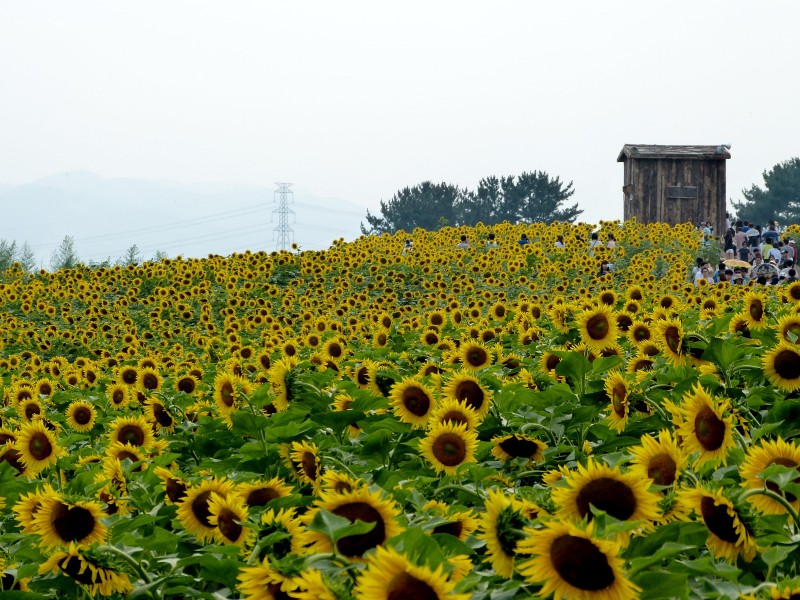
[216,508,242,542]
[550,534,615,591]
[699,496,740,543]
[545,354,561,371]
[152,404,173,428]
[432,433,467,467]
[694,407,725,451]
[611,384,627,417]
[266,582,291,600]
[466,347,489,367]
[52,502,97,542]
[454,380,485,411]
[121,369,137,384]
[111,389,126,404]
[246,487,280,507]
[301,452,318,481]
[575,477,637,521]
[402,387,431,417]
[334,480,353,493]
[142,373,159,390]
[61,556,99,586]
[191,491,214,528]
[601,293,615,305]
[749,300,764,321]
[118,424,145,446]
[177,377,196,394]
[774,349,800,380]
[327,343,343,358]
[499,435,542,459]
[664,326,681,353]
[439,411,468,427]
[166,477,187,503]
[356,367,370,386]
[633,326,650,342]
[39,383,53,396]
[387,572,439,600]
[219,382,235,407]
[72,406,92,425]
[1,447,25,474]
[647,453,677,486]
[586,315,610,340]
[432,519,463,538]
[24,403,41,420]
[29,432,54,461]
[332,502,385,558]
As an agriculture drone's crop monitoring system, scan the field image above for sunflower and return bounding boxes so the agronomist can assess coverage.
[551,459,661,530]
[17,397,44,423]
[14,419,64,476]
[419,421,478,475]
[677,384,736,467]
[353,545,469,600]
[320,470,361,495]
[389,377,437,428]
[34,496,108,550]
[137,367,163,392]
[739,437,800,515]
[13,484,58,533]
[208,492,252,547]
[237,557,298,600]
[39,542,133,597]
[459,340,493,370]
[423,501,479,541]
[292,569,338,600]
[303,485,403,559]
[176,477,235,543]
[428,398,482,431]
[679,486,758,563]
[153,466,188,505]
[490,433,547,463]
[442,372,492,417]
[213,371,245,425]
[174,373,200,395]
[236,477,294,508]
[743,290,770,330]
[145,397,176,433]
[576,304,620,350]
[517,519,640,600]
[603,371,632,433]
[627,321,651,345]
[629,430,686,488]
[107,415,155,449]
[269,355,298,410]
[653,317,686,365]
[288,440,322,487]
[65,400,97,433]
[105,382,131,409]
[477,489,530,578]
[763,342,800,392]
[254,507,306,559]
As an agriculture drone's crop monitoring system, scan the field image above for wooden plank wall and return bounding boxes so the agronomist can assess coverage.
[623,158,727,236]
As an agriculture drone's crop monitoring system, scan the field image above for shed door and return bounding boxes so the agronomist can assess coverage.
[666,185,698,225]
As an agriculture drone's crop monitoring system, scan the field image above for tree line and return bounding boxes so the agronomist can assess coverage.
[361,170,581,234]
[0,235,168,273]
[733,157,800,225]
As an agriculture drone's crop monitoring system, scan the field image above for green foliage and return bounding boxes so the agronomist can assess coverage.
[733,157,800,225]
[49,235,80,271]
[361,171,581,234]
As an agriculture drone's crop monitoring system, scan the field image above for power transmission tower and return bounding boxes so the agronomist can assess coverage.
[272,182,295,251]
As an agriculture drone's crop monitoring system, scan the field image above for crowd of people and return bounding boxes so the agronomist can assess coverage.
[694,219,797,285]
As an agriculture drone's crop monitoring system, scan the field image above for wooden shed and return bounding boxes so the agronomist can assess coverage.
[618,144,731,235]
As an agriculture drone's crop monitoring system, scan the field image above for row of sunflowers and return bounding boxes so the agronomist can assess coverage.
[2,219,800,599]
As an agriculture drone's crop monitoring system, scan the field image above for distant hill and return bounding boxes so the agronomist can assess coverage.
[0,172,368,268]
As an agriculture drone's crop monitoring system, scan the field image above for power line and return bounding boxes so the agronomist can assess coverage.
[273,183,294,251]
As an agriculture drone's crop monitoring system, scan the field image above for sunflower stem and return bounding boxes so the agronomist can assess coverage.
[433,484,484,502]
[99,544,152,586]
[740,488,800,530]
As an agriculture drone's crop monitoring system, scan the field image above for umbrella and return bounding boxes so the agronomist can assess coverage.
[724,259,751,269]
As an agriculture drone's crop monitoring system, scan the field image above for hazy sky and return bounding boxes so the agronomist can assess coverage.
[2,1,799,226]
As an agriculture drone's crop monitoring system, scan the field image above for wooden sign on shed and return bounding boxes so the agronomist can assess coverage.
[618,144,731,235]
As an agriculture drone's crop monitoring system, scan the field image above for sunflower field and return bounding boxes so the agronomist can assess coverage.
[4,219,800,599]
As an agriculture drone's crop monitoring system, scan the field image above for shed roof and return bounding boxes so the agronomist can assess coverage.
[617,144,731,162]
